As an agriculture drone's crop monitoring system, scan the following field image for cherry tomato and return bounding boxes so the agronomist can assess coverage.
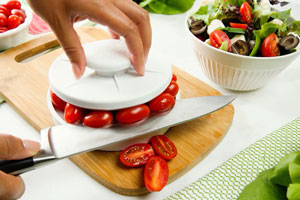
[172,74,177,82]
[120,143,155,167]
[3,0,21,10]
[148,93,175,113]
[164,81,179,96]
[50,90,66,111]
[64,103,84,124]
[0,27,8,33]
[149,135,177,160]
[83,111,113,128]
[0,13,7,27]
[240,1,252,24]
[229,22,247,30]
[261,33,280,57]
[11,9,25,23]
[115,104,150,124]
[0,6,10,17]
[209,30,231,51]
[7,14,20,29]
[144,155,169,192]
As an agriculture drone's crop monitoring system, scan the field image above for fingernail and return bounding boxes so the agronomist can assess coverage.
[72,63,82,79]
[23,140,40,156]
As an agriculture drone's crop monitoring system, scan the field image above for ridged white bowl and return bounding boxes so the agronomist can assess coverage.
[185,14,300,91]
[0,3,33,50]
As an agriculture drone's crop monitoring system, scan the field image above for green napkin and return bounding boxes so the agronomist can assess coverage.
[0,96,4,104]
[167,117,300,200]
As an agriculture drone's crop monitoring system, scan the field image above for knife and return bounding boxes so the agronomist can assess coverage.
[0,95,236,175]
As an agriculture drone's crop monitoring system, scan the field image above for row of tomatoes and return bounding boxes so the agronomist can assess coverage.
[50,74,179,127]
[120,134,177,192]
[0,0,26,33]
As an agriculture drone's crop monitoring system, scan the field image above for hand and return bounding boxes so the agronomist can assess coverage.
[28,0,152,78]
[0,134,40,200]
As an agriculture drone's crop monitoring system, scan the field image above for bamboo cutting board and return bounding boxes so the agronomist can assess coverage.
[0,27,234,196]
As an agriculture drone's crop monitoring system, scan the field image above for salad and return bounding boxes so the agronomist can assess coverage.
[188,0,300,57]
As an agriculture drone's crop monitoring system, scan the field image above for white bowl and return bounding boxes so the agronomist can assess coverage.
[185,13,300,91]
[0,2,33,50]
[47,89,181,151]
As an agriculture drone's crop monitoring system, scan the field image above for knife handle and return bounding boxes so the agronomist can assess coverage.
[0,157,34,175]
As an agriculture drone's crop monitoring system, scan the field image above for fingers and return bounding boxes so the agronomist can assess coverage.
[108,28,120,40]
[114,0,152,61]
[0,134,40,160]
[0,171,25,200]
[49,17,86,79]
[86,0,145,75]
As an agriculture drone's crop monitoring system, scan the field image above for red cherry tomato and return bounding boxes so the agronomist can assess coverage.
[0,6,11,17]
[149,135,177,160]
[164,81,179,96]
[120,143,155,167]
[50,90,66,111]
[11,9,25,23]
[0,13,7,27]
[83,111,113,128]
[229,22,247,30]
[3,0,21,10]
[172,74,177,82]
[209,30,231,51]
[7,14,20,29]
[144,155,169,192]
[115,104,150,124]
[240,1,252,24]
[64,103,84,124]
[148,93,175,113]
[261,33,280,57]
[0,27,8,33]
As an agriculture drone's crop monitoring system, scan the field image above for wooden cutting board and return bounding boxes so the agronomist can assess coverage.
[0,27,234,196]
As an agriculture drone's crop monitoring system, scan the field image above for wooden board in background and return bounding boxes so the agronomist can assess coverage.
[0,27,234,196]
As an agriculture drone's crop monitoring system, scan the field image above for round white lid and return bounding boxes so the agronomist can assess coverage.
[49,39,172,110]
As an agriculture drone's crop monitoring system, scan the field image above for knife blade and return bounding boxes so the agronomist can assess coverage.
[0,95,236,175]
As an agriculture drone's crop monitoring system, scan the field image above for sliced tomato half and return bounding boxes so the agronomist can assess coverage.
[149,135,177,160]
[120,143,154,167]
[144,155,169,192]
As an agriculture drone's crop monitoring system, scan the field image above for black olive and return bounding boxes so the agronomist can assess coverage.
[190,20,206,35]
[231,40,250,56]
[279,35,299,51]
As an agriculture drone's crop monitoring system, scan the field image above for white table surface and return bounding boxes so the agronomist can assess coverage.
[1,0,300,199]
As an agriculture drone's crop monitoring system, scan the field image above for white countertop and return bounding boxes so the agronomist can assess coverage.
[1,0,300,199]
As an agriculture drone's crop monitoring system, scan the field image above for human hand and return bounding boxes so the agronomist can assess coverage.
[0,134,40,200]
[27,0,152,78]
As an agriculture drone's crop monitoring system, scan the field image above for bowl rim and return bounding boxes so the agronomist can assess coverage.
[0,2,33,38]
[185,8,300,61]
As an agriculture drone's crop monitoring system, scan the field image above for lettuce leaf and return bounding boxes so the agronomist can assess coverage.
[140,0,195,15]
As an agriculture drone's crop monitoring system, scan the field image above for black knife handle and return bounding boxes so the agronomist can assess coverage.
[0,157,34,175]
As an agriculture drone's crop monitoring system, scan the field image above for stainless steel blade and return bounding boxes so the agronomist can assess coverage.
[44,95,236,158]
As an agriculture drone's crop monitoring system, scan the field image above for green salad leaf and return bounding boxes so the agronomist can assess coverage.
[219,40,229,51]
[289,154,300,183]
[192,5,215,23]
[238,169,288,200]
[255,22,279,39]
[287,184,300,200]
[288,21,300,35]
[220,27,246,34]
[269,152,299,187]
[139,0,195,15]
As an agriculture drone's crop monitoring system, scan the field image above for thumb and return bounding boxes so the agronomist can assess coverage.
[0,171,25,200]
[0,134,40,160]
[51,19,86,79]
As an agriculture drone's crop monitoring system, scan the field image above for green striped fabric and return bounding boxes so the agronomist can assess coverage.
[168,117,300,200]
